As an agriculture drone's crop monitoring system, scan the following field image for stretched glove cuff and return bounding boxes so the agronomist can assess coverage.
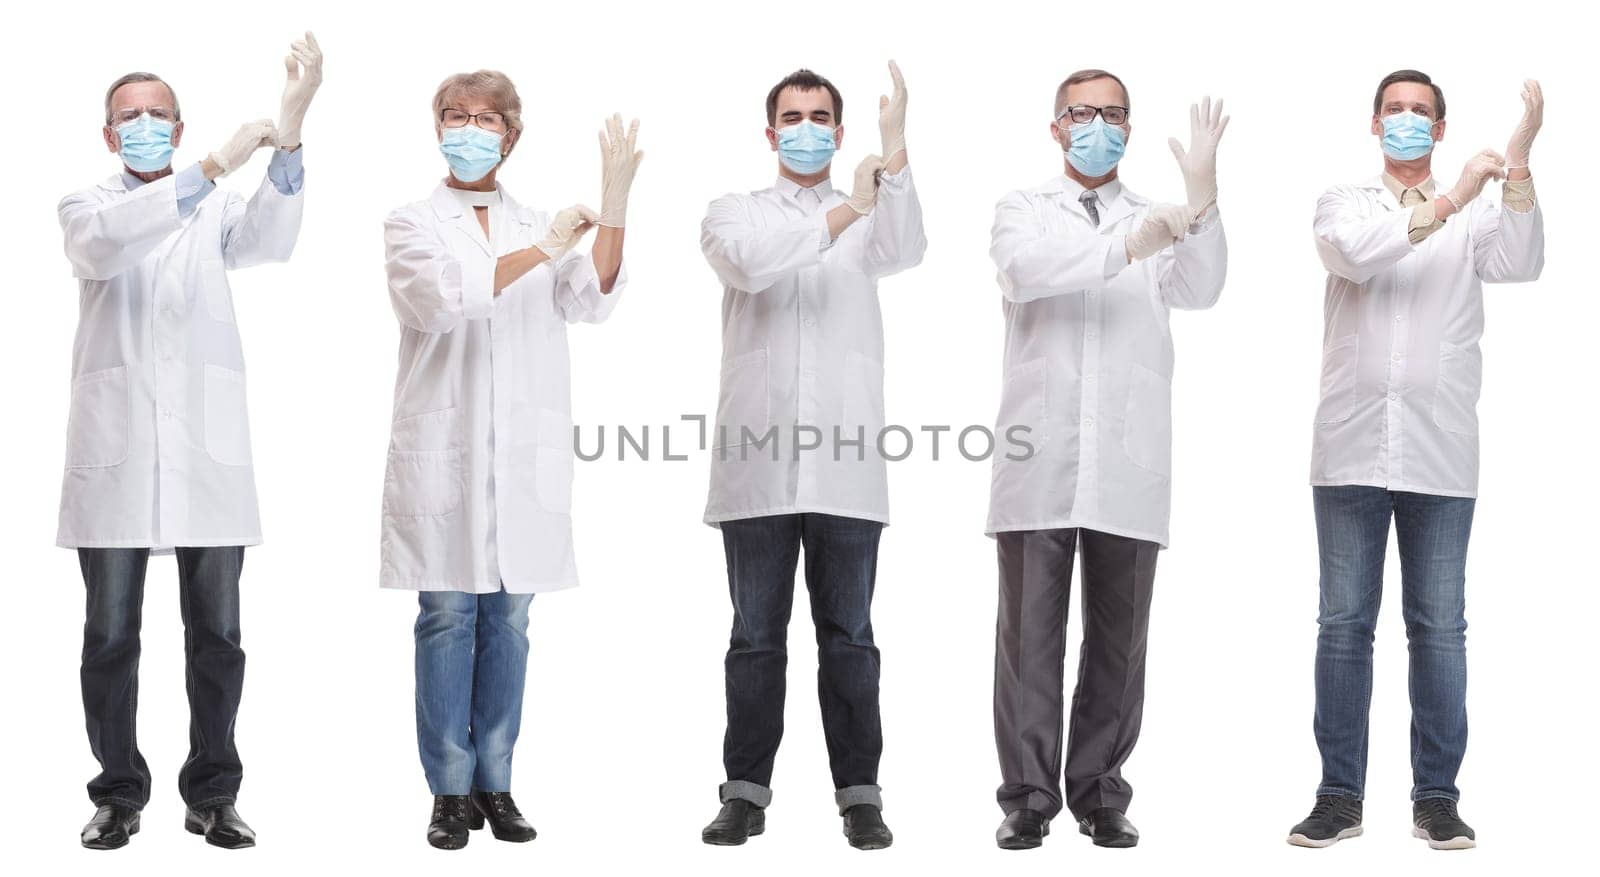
[207,151,234,177]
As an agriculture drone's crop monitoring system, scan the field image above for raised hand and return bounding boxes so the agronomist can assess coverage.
[597,114,643,228]
[1505,79,1543,169]
[276,31,323,149]
[878,60,907,163]
[1167,96,1229,215]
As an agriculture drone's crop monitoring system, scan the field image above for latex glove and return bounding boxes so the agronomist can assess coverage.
[878,60,907,161]
[1504,79,1543,169]
[1442,149,1508,212]
[597,114,643,228]
[1167,96,1229,216]
[1124,203,1195,262]
[845,154,886,215]
[275,31,323,149]
[209,119,277,176]
[534,204,599,260]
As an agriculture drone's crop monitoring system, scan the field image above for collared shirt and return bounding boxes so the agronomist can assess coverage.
[700,168,927,526]
[1382,172,1445,244]
[1310,175,1545,497]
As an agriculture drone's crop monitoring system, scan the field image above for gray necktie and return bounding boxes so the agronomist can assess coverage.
[1080,190,1101,227]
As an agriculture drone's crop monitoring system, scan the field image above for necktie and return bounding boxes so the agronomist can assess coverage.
[1400,187,1426,207]
[1080,190,1101,227]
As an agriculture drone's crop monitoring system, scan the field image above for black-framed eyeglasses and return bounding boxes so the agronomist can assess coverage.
[440,108,508,132]
[112,106,177,125]
[1057,104,1129,126]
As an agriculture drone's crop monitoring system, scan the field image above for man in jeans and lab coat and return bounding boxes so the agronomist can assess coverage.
[986,69,1228,850]
[1287,71,1545,852]
[56,34,320,850]
[698,62,925,850]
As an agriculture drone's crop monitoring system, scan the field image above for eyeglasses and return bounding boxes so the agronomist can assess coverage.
[112,106,177,125]
[1058,104,1129,126]
[440,108,507,132]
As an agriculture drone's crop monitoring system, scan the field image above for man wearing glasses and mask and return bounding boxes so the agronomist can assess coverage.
[58,33,321,850]
[986,68,1228,850]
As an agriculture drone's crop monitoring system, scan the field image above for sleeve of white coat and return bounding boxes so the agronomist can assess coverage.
[554,250,624,324]
[990,190,1129,302]
[1312,186,1414,284]
[701,194,828,292]
[1471,194,1544,284]
[58,180,184,281]
[1157,209,1227,310]
[383,207,495,333]
[220,171,306,269]
[860,167,927,279]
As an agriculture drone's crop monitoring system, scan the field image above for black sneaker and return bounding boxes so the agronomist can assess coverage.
[1413,798,1475,850]
[1287,795,1363,848]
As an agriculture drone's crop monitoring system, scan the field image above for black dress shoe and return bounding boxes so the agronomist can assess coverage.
[1078,807,1139,848]
[427,795,472,850]
[82,803,140,850]
[184,803,256,849]
[469,790,537,842]
[996,808,1049,850]
[702,799,765,845]
[1287,794,1363,848]
[843,804,893,850]
[1413,798,1476,850]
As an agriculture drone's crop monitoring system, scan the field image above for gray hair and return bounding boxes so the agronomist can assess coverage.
[104,72,180,125]
[432,70,524,150]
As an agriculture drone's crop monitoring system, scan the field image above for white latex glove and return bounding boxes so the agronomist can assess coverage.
[534,205,599,260]
[845,154,886,215]
[209,119,278,176]
[1167,96,1229,216]
[597,114,643,228]
[1124,203,1195,262]
[878,60,907,161]
[275,31,323,149]
[1443,149,1508,212]
[1504,79,1543,169]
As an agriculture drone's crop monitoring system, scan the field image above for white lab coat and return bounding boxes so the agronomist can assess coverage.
[701,169,927,526]
[380,182,623,593]
[1310,176,1544,496]
[56,170,303,549]
[985,176,1227,547]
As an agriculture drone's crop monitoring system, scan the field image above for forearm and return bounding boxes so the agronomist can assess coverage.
[827,202,862,240]
[591,226,624,293]
[494,247,552,295]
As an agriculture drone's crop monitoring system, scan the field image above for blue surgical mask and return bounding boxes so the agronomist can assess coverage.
[1063,116,1126,178]
[1381,111,1436,161]
[775,120,837,174]
[440,125,505,183]
[116,115,176,173]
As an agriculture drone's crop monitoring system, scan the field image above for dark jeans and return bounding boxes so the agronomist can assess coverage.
[719,513,884,812]
[1312,486,1474,802]
[79,547,246,810]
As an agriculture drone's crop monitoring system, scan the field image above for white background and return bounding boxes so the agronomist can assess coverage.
[2,0,1593,874]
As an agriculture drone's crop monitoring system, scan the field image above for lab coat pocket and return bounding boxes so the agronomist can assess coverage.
[203,364,252,466]
[713,348,770,450]
[384,449,463,517]
[535,408,574,514]
[842,352,886,450]
[1315,334,1361,425]
[996,357,1047,456]
[1123,364,1173,477]
[65,366,130,469]
[1433,342,1482,435]
[200,259,235,324]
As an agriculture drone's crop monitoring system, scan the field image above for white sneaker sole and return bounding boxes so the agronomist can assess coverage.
[1287,826,1363,848]
[1413,827,1475,850]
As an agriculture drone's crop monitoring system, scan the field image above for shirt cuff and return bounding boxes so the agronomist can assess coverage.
[1407,200,1444,244]
[1503,175,1536,214]
[267,147,305,196]
[173,162,215,217]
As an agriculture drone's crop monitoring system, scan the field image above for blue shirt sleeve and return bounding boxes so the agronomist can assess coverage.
[267,147,305,195]
[174,162,215,217]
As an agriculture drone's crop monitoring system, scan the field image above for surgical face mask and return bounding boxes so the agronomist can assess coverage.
[1380,111,1437,161]
[115,115,176,173]
[439,124,505,183]
[1061,116,1126,178]
[775,120,837,174]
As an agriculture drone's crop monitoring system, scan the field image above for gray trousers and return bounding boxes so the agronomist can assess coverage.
[993,527,1158,820]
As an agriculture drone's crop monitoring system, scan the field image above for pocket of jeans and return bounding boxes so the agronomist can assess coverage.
[65,365,130,469]
[1315,334,1361,425]
[1432,342,1482,435]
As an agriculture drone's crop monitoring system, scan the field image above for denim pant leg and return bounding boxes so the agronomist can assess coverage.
[416,591,479,796]
[799,513,885,813]
[1394,491,1474,802]
[1312,486,1392,800]
[720,514,802,807]
[470,591,533,793]
[175,546,247,807]
[79,548,153,809]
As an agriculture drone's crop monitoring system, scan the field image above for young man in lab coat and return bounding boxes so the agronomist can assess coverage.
[1287,71,1545,852]
[56,34,321,850]
[986,70,1228,850]
[698,62,926,850]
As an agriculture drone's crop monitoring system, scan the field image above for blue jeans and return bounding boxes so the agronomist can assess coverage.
[1312,486,1474,802]
[414,590,533,796]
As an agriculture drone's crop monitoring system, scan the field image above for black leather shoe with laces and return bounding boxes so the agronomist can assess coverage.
[469,790,537,842]
[1413,798,1475,850]
[427,795,472,850]
[1287,795,1364,848]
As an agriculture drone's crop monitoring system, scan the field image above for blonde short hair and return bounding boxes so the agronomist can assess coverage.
[432,70,524,149]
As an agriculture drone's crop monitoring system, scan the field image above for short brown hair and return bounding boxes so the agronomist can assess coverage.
[1373,69,1446,119]
[1054,69,1129,118]
[766,69,843,127]
[433,70,525,138]
[104,72,179,125]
